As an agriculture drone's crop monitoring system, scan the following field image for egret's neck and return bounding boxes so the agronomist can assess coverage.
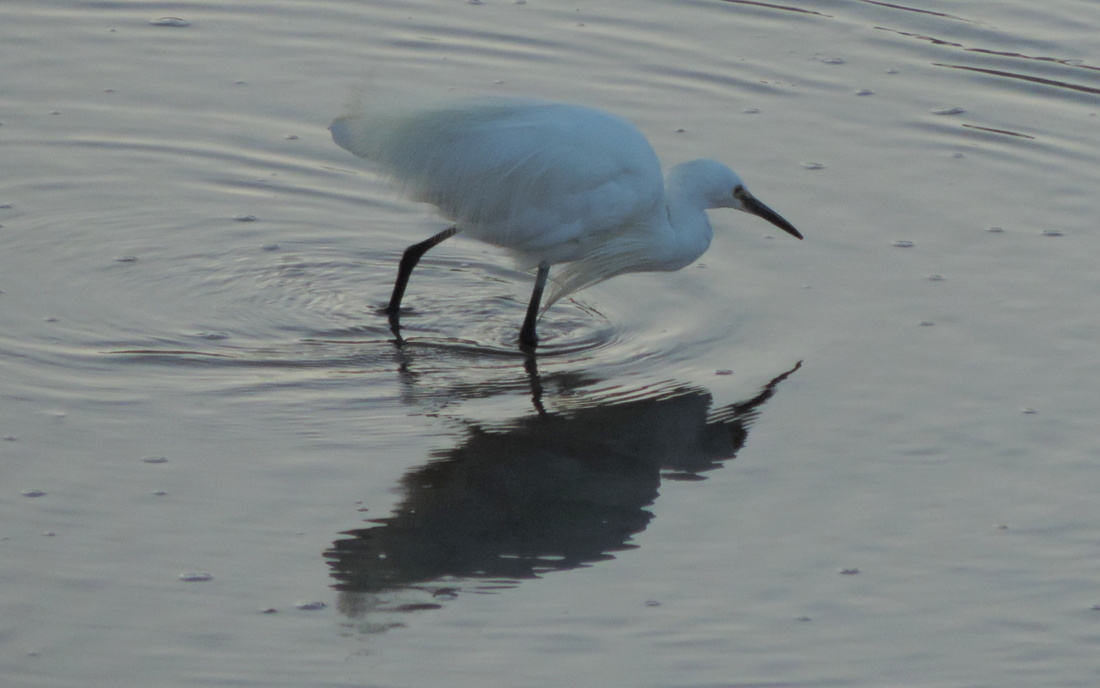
[661,185,714,271]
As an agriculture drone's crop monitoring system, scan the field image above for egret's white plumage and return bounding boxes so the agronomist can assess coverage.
[330,96,801,347]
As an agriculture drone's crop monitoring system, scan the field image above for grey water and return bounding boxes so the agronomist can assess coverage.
[2,1,1099,686]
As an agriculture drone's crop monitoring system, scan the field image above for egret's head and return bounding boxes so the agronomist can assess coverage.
[669,159,803,240]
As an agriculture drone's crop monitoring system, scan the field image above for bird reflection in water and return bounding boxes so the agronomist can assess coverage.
[325,360,800,625]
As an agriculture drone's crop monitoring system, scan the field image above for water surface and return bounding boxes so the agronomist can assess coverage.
[2,1,1099,686]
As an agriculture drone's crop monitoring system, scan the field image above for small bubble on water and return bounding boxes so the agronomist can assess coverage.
[927,274,945,281]
[1091,604,1100,612]
[801,162,825,170]
[114,255,138,263]
[644,600,662,607]
[150,17,190,27]
[839,568,861,575]
[742,107,760,114]
[855,88,874,96]
[142,456,169,464]
[432,588,459,601]
[1041,229,1063,237]
[44,531,57,537]
[820,57,846,65]
[893,240,915,248]
[296,601,327,611]
[284,134,299,140]
[796,615,813,622]
[392,602,442,612]
[179,572,213,582]
[1020,407,1038,415]
[260,607,279,614]
[987,226,1004,233]
[715,369,734,376]
[951,152,966,159]
[22,489,46,498]
[932,107,965,115]
[919,321,935,327]
[152,490,168,496]
[194,331,229,341]
[262,243,281,251]
[233,214,257,222]
[885,68,899,74]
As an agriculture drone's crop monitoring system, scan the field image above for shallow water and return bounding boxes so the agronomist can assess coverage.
[3,1,1099,686]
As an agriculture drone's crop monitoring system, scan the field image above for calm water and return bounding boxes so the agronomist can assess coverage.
[2,1,1099,686]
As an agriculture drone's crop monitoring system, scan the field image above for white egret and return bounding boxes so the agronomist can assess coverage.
[330,97,802,348]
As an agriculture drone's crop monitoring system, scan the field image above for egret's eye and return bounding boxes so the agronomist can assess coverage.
[733,185,747,200]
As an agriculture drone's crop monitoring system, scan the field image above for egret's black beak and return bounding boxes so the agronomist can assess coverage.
[741,191,803,240]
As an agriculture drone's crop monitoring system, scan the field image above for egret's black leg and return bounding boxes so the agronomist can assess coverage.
[519,261,550,349]
[386,226,458,332]
[523,351,546,415]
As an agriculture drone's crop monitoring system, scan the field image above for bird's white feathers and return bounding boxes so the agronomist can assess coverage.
[331,97,747,306]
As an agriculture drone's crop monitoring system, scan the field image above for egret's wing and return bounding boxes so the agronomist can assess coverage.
[331,99,665,260]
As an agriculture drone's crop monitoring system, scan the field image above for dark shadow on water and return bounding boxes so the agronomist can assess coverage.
[325,359,800,626]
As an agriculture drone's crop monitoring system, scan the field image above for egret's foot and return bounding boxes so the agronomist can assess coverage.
[385,307,405,342]
[518,327,539,350]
